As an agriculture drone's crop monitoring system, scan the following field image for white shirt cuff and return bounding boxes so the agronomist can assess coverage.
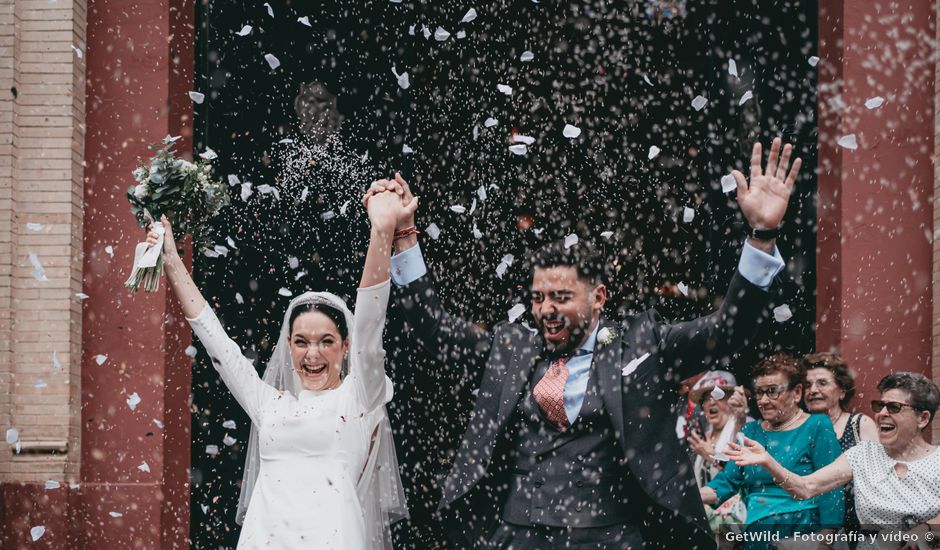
[737,241,785,290]
[390,244,428,287]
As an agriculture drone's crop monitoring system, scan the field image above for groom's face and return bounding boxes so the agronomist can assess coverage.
[530,265,606,355]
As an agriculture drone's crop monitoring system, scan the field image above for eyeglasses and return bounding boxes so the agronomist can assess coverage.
[871,400,918,414]
[753,385,791,399]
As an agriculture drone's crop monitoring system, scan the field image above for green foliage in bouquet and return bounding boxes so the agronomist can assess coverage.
[125,136,230,292]
[126,136,230,251]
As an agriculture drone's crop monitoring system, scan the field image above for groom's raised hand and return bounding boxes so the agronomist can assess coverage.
[732,137,802,252]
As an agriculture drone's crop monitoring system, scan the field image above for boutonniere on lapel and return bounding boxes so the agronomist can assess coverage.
[621,352,651,377]
[597,327,618,346]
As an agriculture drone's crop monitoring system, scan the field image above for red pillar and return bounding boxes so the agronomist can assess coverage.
[81,0,194,546]
[817,1,935,410]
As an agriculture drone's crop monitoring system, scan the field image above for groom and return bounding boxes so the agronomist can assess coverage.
[370,138,801,548]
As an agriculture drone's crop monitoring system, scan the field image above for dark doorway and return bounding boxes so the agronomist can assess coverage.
[191,0,817,547]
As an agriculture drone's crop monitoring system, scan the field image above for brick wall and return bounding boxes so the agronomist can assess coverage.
[0,0,85,482]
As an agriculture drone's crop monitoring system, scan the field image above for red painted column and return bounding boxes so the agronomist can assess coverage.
[817,1,935,410]
[81,0,193,547]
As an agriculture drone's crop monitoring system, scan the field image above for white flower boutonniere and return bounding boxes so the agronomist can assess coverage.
[597,327,618,346]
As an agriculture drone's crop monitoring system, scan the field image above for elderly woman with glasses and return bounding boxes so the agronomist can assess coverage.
[700,353,844,548]
[725,372,940,548]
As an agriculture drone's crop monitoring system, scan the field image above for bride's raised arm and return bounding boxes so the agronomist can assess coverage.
[348,180,418,413]
[146,216,276,425]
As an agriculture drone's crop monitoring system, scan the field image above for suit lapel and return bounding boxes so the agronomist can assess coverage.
[494,328,542,428]
[594,319,627,448]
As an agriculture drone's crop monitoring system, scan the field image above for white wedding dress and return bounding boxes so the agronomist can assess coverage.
[188,281,394,550]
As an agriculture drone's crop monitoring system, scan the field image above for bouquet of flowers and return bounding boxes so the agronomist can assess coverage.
[124,135,230,292]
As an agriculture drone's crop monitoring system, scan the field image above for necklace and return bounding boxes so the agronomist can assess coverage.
[765,409,805,432]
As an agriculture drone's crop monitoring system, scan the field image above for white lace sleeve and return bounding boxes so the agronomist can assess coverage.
[187,304,279,426]
[347,279,392,414]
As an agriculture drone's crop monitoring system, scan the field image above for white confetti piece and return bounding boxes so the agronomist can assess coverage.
[235,293,244,304]
[278,288,292,297]
[773,304,793,323]
[456,30,466,39]
[648,145,660,160]
[184,345,197,358]
[865,96,885,109]
[461,8,477,22]
[600,230,613,239]
[30,526,45,542]
[226,236,237,249]
[222,420,237,430]
[691,95,707,111]
[28,252,47,281]
[837,134,857,150]
[223,434,237,446]
[738,90,753,105]
[421,25,431,39]
[153,419,164,429]
[76,292,89,300]
[720,174,737,193]
[508,144,527,155]
[320,211,335,221]
[508,303,526,323]
[643,74,653,86]
[126,392,141,411]
[449,205,466,214]
[299,186,308,202]
[227,174,240,186]
[264,53,281,70]
[472,224,482,239]
[95,354,107,366]
[109,511,123,518]
[138,462,150,473]
[402,144,414,154]
[497,84,512,95]
[520,50,534,62]
[339,200,351,215]
[288,256,300,269]
[6,428,18,445]
[562,124,581,138]
[44,480,60,490]
[484,117,498,127]
[34,379,47,389]
[71,44,83,58]
[104,245,114,257]
[468,198,477,215]
[235,25,252,36]
[263,2,273,17]
[426,223,441,240]
[52,350,62,369]
[434,27,451,41]
[391,66,410,90]
[242,182,255,200]
[297,16,311,27]
[477,185,487,201]
[808,56,820,67]
[495,263,507,278]
[26,223,44,231]
[188,91,205,104]
[678,282,689,296]
[513,134,535,145]
[200,504,209,514]
[710,386,726,400]
[199,147,218,160]
[728,59,738,77]
[564,234,578,249]
[682,207,694,223]
[206,444,219,456]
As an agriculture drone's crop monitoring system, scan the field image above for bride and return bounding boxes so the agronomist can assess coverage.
[145,182,415,549]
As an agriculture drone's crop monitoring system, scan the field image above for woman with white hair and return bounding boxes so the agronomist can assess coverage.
[144,182,415,549]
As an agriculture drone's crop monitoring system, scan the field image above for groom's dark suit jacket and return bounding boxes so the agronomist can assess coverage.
[396,270,772,549]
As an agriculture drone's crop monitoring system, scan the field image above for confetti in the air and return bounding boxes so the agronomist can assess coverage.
[837,134,858,150]
[520,51,534,62]
[773,304,793,323]
[508,303,526,323]
[223,434,237,446]
[298,16,311,27]
[138,462,150,473]
[126,392,141,411]
[710,386,726,400]
[426,223,441,240]
[562,124,581,138]
[95,354,107,366]
[497,84,512,95]
[691,95,707,111]
[508,144,527,155]
[648,146,660,160]
[728,59,738,76]
[808,56,820,66]
[865,96,885,109]
[720,174,737,193]
[26,222,43,231]
[682,207,694,223]
[678,282,689,296]
[434,27,451,41]
[222,420,237,429]
[564,234,578,249]
[264,53,281,70]
[738,90,753,105]
[461,8,477,23]
[484,117,498,127]
[28,252,47,281]
[188,91,205,104]
[263,2,273,17]
[30,526,45,542]
[235,25,252,36]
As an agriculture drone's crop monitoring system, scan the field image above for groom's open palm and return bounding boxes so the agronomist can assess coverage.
[733,138,802,231]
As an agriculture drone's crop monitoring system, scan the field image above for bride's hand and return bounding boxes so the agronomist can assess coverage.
[366,187,417,233]
[145,215,179,258]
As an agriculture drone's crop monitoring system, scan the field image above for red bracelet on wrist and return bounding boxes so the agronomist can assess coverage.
[393,226,419,240]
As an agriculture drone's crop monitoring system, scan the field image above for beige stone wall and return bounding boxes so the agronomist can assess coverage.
[0,0,85,481]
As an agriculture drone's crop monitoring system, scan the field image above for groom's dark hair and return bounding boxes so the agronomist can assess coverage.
[529,238,605,284]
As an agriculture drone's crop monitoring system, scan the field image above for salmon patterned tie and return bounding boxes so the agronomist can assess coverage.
[533,357,570,431]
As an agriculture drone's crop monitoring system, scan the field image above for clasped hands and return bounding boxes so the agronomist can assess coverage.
[362,172,418,234]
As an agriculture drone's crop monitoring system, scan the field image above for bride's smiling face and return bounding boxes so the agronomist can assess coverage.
[289,311,349,392]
